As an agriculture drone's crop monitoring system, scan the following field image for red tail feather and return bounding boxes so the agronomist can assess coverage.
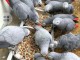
[73,18,79,21]
[75,24,79,28]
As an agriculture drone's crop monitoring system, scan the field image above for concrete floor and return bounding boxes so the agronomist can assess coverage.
[0,49,9,60]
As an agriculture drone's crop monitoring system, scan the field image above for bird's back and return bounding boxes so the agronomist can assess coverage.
[0,26,25,45]
[13,1,32,20]
[21,0,34,10]
[35,28,52,45]
[62,52,80,60]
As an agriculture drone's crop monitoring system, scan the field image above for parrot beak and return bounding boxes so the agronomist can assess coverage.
[26,29,30,36]
[14,53,23,60]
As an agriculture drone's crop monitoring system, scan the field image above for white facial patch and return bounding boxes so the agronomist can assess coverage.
[50,43,54,48]
[53,18,62,25]
[54,41,59,46]
[38,0,42,5]
[14,53,23,59]
[45,4,52,12]
[63,2,69,9]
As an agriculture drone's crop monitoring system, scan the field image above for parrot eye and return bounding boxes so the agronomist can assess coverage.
[57,22,59,23]
[55,21,60,25]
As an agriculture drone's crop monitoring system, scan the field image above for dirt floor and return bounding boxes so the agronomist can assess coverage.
[18,0,80,60]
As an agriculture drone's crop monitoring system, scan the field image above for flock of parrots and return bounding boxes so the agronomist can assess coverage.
[0,0,80,60]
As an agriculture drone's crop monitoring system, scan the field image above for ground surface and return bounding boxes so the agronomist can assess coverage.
[18,0,80,60]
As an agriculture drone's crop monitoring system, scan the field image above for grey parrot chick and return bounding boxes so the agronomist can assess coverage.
[45,1,74,15]
[34,25,55,56]
[9,0,39,23]
[34,53,46,60]
[0,26,30,48]
[48,52,80,60]
[52,18,75,32]
[46,0,75,4]
[42,14,78,26]
[55,33,80,51]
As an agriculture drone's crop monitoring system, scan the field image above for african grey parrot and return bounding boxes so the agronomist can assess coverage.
[31,0,42,6]
[45,1,74,15]
[54,33,80,51]
[34,25,56,56]
[20,0,39,21]
[42,14,78,26]
[52,18,75,32]
[46,0,75,4]
[9,0,39,26]
[52,14,78,22]
[48,52,80,60]
[34,53,46,60]
[0,26,30,48]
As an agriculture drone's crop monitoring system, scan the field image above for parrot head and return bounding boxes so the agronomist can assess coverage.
[53,18,62,26]
[45,4,52,12]
[34,0,42,7]
[34,53,41,59]
[34,53,46,60]
[48,52,60,60]
[63,2,69,9]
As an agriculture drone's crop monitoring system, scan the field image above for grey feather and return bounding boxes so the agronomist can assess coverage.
[34,25,54,56]
[48,52,80,60]
[42,14,77,26]
[46,0,74,4]
[32,0,42,6]
[0,26,30,48]
[9,0,38,23]
[45,1,74,14]
[34,53,46,60]
[53,14,77,20]
[42,17,53,26]
[56,33,80,51]
[52,18,75,32]
[20,0,39,22]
